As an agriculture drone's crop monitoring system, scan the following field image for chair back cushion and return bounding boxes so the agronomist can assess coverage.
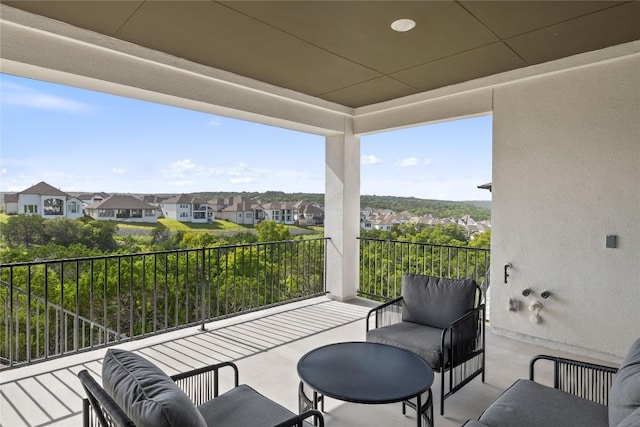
[401,274,477,329]
[609,336,640,426]
[102,349,207,427]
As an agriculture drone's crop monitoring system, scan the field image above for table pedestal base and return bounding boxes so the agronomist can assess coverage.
[299,382,433,427]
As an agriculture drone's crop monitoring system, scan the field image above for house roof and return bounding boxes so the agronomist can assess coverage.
[3,1,638,109]
[3,193,18,203]
[20,181,69,197]
[86,195,155,210]
[141,195,168,204]
[163,194,208,205]
[299,204,324,215]
[221,201,261,213]
[261,201,295,210]
[76,192,110,200]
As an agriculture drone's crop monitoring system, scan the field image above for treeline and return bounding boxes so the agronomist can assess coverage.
[361,222,490,248]
[0,215,294,263]
[191,191,491,220]
[0,215,490,363]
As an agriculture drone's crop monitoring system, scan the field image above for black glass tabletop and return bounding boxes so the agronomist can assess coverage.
[297,341,434,404]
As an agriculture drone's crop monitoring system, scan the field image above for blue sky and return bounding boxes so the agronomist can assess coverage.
[0,73,492,201]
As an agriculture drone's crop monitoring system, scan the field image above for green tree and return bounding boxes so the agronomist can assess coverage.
[469,228,491,248]
[180,231,218,248]
[81,220,118,251]
[256,220,291,242]
[44,218,84,247]
[151,223,171,245]
[0,214,47,247]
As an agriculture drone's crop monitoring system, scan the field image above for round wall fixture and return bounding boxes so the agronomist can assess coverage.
[391,19,416,32]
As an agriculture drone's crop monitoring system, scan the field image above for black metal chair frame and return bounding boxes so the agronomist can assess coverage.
[529,354,618,405]
[366,284,486,416]
[79,360,324,427]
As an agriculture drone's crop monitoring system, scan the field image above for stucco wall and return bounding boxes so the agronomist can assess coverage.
[491,54,640,361]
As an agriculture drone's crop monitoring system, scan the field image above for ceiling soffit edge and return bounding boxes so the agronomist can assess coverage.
[354,40,640,120]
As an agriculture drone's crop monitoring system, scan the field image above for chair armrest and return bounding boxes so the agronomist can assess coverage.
[529,354,618,405]
[171,361,239,405]
[272,409,325,427]
[441,304,485,366]
[366,296,403,332]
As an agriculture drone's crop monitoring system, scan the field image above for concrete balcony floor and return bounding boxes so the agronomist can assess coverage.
[0,296,611,427]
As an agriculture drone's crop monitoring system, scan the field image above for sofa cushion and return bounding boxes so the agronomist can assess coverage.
[618,407,640,427]
[401,274,476,329]
[197,384,314,427]
[610,336,640,426]
[102,349,207,427]
[367,321,444,369]
[478,379,608,427]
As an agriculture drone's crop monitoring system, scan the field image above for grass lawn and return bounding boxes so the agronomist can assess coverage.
[115,218,250,233]
[159,218,249,231]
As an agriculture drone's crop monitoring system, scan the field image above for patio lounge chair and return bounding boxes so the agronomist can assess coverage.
[463,335,640,427]
[366,273,485,416]
[78,348,324,427]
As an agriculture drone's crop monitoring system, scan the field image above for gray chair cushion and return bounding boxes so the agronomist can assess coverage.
[102,349,207,427]
[366,322,444,369]
[478,379,608,427]
[401,274,476,329]
[618,407,640,427]
[197,384,313,427]
[610,336,640,426]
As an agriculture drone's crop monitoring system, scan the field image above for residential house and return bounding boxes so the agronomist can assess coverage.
[9,181,83,219]
[160,194,212,223]
[85,195,157,223]
[294,201,324,226]
[141,194,169,208]
[261,201,296,224]
[76,192,111,209]
[216,197,264,225]
[2,193,18,214]
[371,213,404,231]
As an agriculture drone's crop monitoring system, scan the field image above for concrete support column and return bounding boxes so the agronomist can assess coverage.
[325,118,360,301]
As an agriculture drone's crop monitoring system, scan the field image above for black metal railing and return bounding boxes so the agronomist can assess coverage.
[358,237,490,301]
[0,238,328,369]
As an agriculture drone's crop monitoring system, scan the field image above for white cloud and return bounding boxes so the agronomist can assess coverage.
[394,157,419,167]
[229,177,255,185]
[424,158,433,166]
[162,159,222,179]
[362,155,382,165]
[208,117,222,126]
[0,81,92,113]
[1,168,6,175]
[111,168,126,175]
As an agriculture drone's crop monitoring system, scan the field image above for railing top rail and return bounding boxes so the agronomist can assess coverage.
[0,237,330,268]
[357,237,490,251]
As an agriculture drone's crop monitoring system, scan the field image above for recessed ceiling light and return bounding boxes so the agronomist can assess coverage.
[391,19,416,32]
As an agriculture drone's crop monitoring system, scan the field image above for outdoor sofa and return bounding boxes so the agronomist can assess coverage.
[463,336,640,427]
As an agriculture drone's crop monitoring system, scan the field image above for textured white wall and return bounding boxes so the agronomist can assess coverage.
[491,54,640,361]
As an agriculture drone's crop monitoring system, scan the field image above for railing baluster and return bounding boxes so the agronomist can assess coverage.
[1,239,329,369]
[357,237,490,301]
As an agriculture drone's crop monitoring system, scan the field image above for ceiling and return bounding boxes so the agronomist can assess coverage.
[3,1,640,108]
